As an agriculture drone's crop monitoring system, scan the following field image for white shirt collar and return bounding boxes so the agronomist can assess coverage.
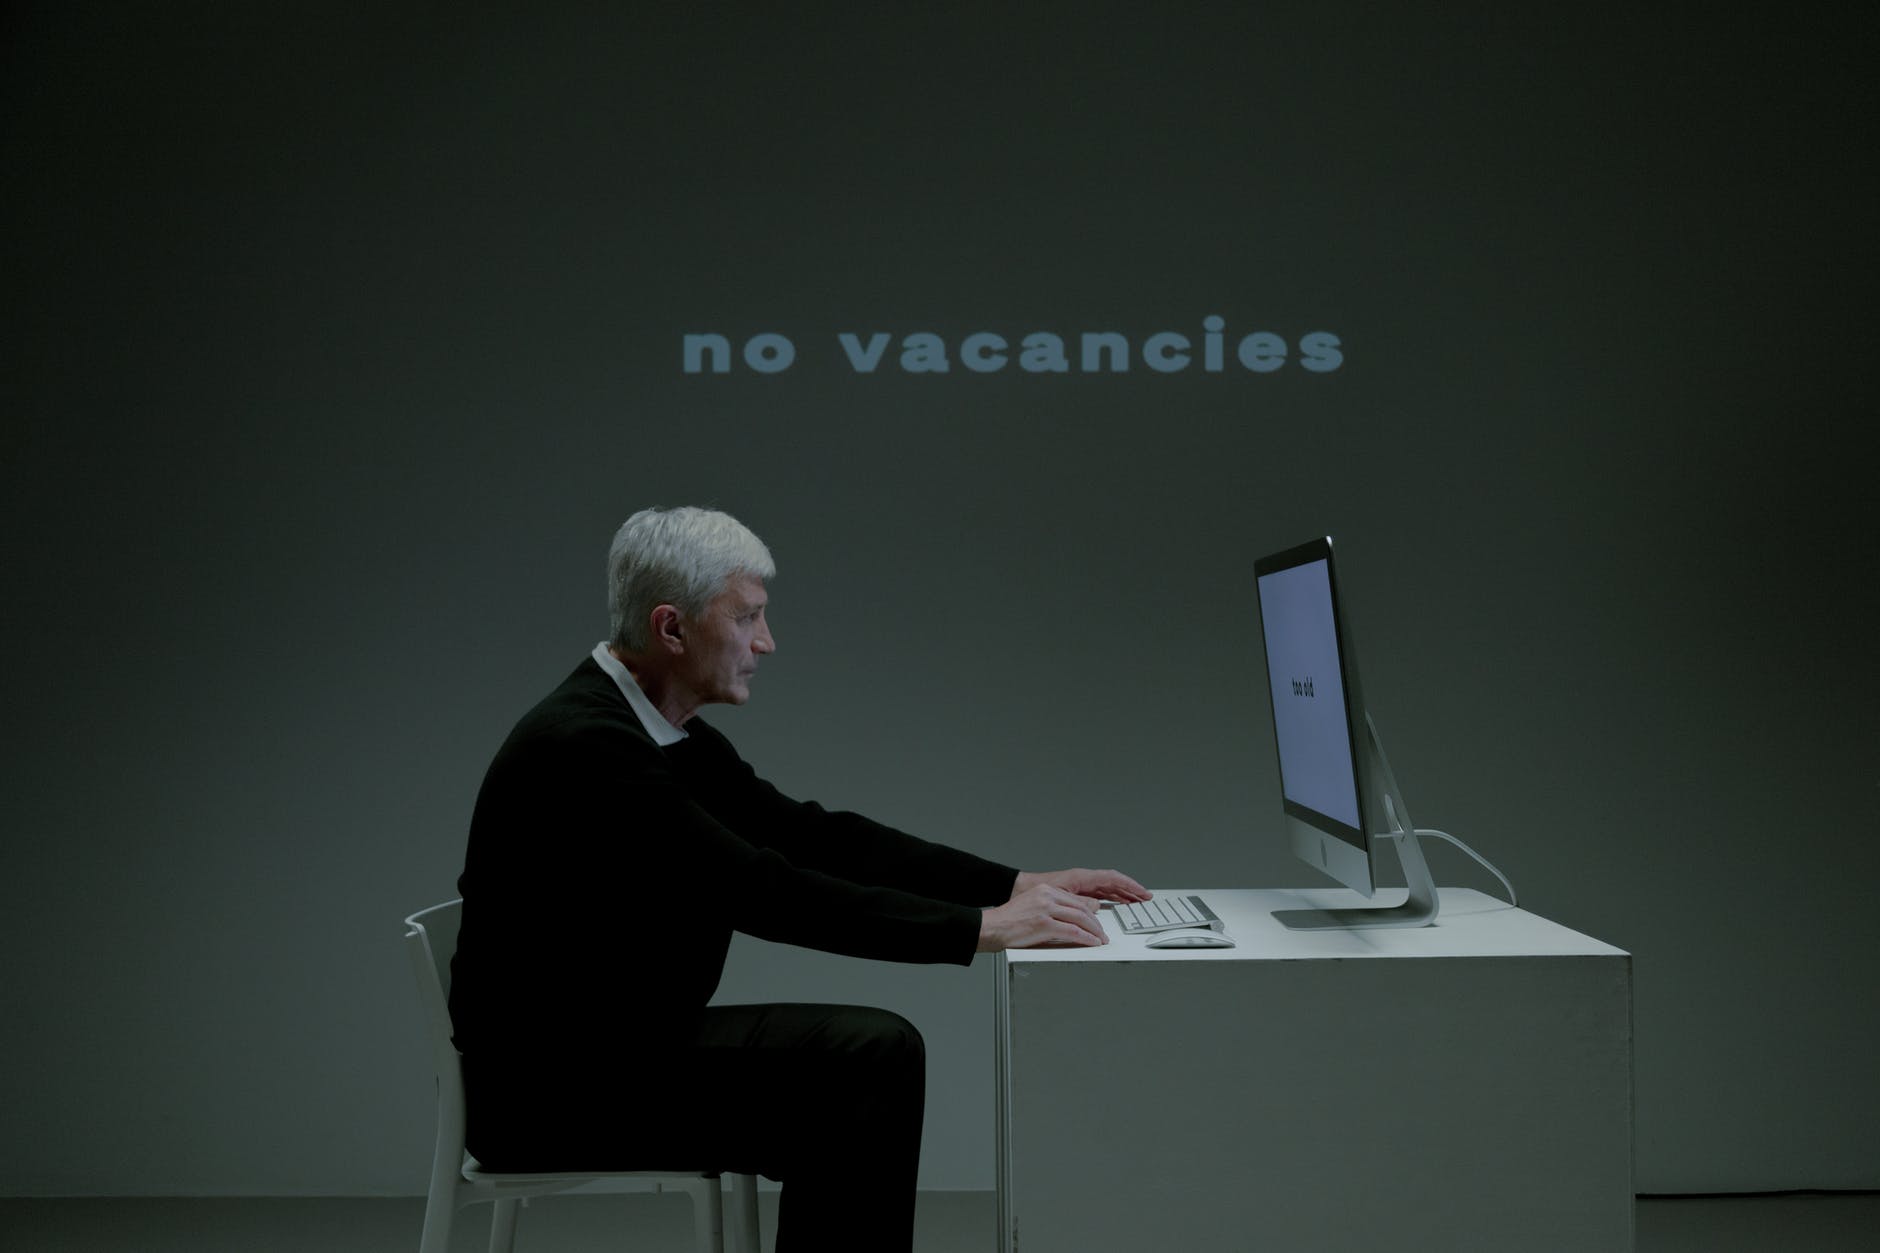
[590,642,688,746]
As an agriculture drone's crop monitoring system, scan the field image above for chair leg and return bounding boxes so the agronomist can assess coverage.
[487,1198,522,1253]
[681,1176,726,1253]
[729,1173,760,1253]
[415,1185,454,1253]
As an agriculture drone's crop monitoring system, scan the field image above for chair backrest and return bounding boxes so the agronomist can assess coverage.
[404,900,468,1098]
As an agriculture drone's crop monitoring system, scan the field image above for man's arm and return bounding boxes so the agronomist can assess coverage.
[672,719,1152,945]
[671,719,1019,905]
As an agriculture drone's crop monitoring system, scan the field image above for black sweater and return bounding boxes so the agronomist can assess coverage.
[449,658,1019,1066]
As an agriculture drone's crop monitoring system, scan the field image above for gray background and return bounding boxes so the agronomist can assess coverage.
[2,3,1874,1196]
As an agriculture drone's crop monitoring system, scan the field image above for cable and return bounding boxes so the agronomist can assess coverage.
[1376,826,1518,909]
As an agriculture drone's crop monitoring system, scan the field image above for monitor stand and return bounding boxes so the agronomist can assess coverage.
[1272,714,1440,930]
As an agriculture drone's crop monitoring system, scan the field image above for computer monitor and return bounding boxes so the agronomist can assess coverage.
[1253,537,1439,929]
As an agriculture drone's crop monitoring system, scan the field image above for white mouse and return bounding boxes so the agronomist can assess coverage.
[1146,931,1236,950]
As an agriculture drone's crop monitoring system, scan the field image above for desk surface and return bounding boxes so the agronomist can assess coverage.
[1006,886,1627,964]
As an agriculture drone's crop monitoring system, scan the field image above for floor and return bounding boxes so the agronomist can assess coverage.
[1,1191,1876,1252]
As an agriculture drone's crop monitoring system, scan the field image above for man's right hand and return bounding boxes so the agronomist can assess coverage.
[976,883,1108,952]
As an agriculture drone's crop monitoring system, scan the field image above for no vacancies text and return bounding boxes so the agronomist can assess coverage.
[681,318,1343,375]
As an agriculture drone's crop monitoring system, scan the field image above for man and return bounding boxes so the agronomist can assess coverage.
[450,506,1148,1252]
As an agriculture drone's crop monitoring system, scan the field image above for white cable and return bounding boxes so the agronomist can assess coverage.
[1376,826,1518,908]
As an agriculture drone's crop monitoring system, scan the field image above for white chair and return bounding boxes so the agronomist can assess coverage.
[403,900,762,1253]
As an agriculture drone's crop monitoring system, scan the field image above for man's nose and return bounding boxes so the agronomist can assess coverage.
[754,625,776,654]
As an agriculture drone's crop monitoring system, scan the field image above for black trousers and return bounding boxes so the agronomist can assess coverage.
[464,1003,927,1253]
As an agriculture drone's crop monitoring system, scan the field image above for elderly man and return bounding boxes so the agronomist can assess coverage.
[450,506,1147,1252]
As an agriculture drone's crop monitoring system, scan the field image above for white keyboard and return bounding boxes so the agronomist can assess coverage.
[1109,894,1223,935]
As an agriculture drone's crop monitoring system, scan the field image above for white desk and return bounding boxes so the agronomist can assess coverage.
[993,888,1632,1252]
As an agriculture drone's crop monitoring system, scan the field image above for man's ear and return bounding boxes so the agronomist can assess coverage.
[649,604,686,654]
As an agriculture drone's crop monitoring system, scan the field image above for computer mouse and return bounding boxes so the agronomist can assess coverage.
[1146,931,1237,949]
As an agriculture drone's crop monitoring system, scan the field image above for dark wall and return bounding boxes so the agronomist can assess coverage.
[3,3,1874,1193]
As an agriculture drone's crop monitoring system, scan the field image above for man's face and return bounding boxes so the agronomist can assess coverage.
[678,573,775,706]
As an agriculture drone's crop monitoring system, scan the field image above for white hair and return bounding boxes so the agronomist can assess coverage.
[607,506,776,651]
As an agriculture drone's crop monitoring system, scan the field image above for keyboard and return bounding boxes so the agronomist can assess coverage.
[1109,894,1223,936]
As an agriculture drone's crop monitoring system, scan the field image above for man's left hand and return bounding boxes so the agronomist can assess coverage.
[1012,868,1151,904]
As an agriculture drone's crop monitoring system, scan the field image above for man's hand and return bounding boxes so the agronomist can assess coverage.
[1011,868,1151,904]
[977,882,1109,952]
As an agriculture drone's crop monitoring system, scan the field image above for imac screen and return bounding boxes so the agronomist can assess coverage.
[1256,555,1361,834]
